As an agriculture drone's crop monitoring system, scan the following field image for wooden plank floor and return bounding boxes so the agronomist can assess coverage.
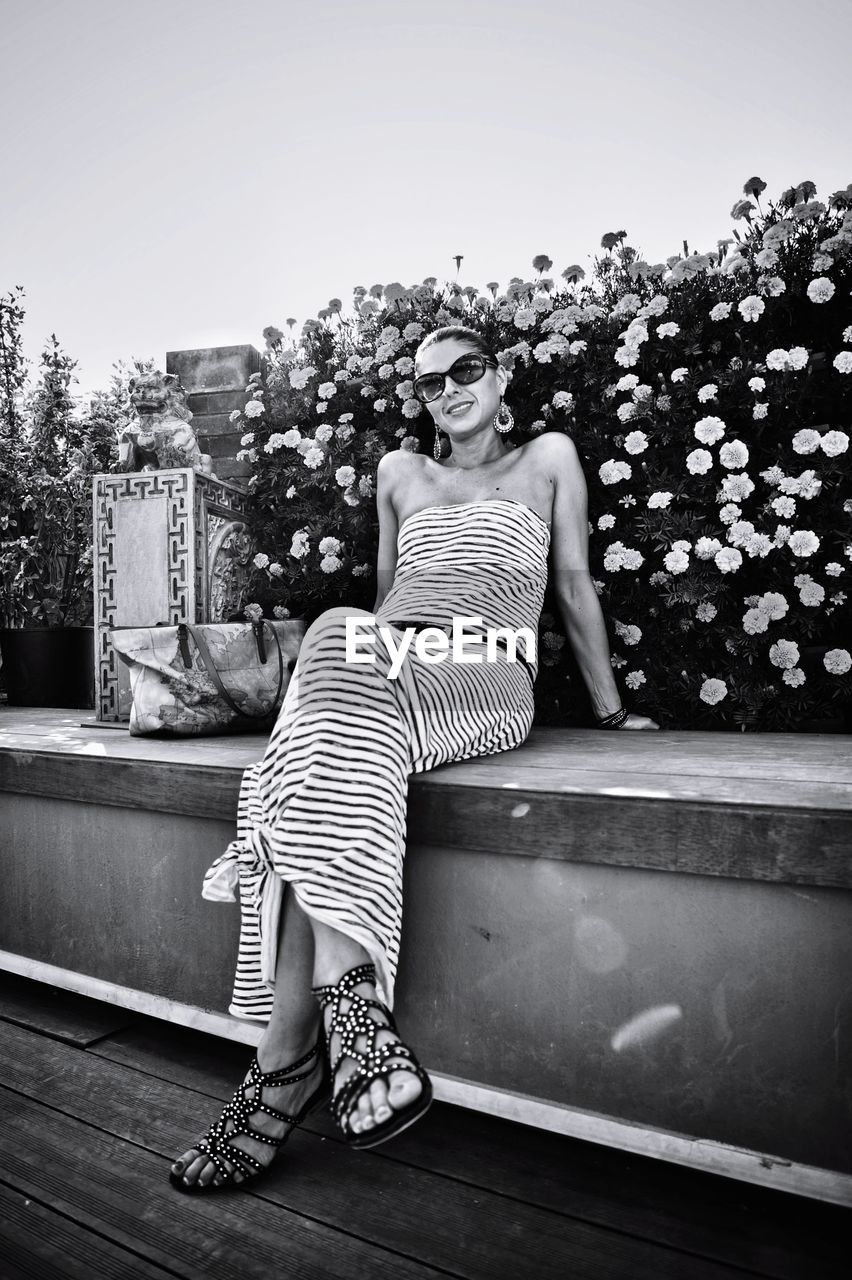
[0,975,848,1280]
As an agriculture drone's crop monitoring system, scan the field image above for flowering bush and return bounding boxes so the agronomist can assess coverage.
[234,179,852,730]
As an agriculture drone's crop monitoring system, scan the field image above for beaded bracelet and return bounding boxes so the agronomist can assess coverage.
[596,706,630,729]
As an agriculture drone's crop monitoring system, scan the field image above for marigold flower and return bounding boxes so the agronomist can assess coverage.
[833,352,852,373]
[244,400,264,419]
[700,678,727,704]
[807,277,835,303]
[824,649,852,675]
[738,296,765,323]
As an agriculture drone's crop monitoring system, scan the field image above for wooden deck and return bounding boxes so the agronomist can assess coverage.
[0,972,848,1280]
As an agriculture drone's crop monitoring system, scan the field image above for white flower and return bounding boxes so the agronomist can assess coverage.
[597,513,616,529]
[738,295,765,323]
[623,430,648,454]
[769,639,800,670]
[697,383,718,402]
[314,424,333,445]
[289,366,317,390]
[807,277,835,303]
[718,503,741,525]
[632,383,653,402]
[290,531,310,559]
[303,446,324,469]
[272,604,290,619]
[616,374,639,392]
[742,608,770,634]
[351,563,372,578]
[268,562,284,578]
[772,496,796,518]
[240,432,255,446]
[821,430,849,456]
[253,553,270,569]
[700,678,727,705]
[842,326,852,343]
[715,547,743,573]
[664,549,690,573]
[657,322,680,338]
[320,554,342,573]
[787,529,820,556]
[264,433,287,453]
[647,491,673,508]
[763,277,786,297]
[229,409,242,423]
[824,648,852,675]
[834,352,852,373]
[335,465,356,488]
[243,602,263,622]
[694,416,726,445]
[766,349,790,371]
[244,400,265,419]
[373,398,388,412]
[720,472,755,502]
[792,429,821,454]
[399,436,420,453]
[315,402,327,414]
[748,376,765,393]
[552,390,575,410]
[709,302,733,321]
[719,440,749,469]
[670,367,688,383]
[614,345,640,367]
[788,347,809,370]
[282,429,302,447]
[624,670,646,689]
[695,536,723,558]
[754,247,779,269]
[825,562,844,576]
[783,667,806,687]
[686,448,713,475]
[753,403,769,420]
[617,402,637,423]
[318,382,337,399]
[285,485,296,499]
[599,460,632,484]
[318,536,341,555]
[799,581,825,606]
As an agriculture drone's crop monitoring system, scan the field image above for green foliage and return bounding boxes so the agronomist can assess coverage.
[0,292,130,627]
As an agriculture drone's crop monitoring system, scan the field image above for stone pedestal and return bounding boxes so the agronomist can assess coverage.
[93,468,253,721]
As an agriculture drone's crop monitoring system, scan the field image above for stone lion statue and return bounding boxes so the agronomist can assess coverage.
[118,371,215,475]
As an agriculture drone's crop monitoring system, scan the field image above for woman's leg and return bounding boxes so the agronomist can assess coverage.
[309,917,423,1138]
[171,885,323,1189]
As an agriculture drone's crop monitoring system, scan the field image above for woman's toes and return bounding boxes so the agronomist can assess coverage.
[369,1080,392,1123]
[197,1161,218,1187]
[182,1154,208,1185]
[388,1069,421,1109]
[356,1091,375,1131]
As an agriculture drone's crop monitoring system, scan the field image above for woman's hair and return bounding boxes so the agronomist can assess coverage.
[414,325,498,369]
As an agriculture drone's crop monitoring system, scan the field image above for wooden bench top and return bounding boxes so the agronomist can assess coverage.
[2,708,851,889]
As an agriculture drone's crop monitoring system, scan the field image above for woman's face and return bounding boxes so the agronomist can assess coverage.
[414,338,507,444]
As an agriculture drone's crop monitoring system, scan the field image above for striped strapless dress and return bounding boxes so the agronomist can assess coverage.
[202,498,550,1014]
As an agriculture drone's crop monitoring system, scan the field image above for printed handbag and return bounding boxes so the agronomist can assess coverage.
[111,619,306,737]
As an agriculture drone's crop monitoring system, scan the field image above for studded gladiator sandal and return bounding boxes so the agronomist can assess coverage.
[168,1039,330,1194]
[312,961,433,1149]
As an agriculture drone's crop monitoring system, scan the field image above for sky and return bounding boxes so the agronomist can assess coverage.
[2,0,851,397]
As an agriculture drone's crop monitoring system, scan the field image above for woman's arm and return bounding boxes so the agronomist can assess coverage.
[372,452,401,613]
[543,433,627,720]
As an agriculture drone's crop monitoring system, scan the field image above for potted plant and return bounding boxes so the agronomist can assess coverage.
[0,289,117,707]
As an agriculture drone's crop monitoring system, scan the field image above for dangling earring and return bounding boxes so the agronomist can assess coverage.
[433,426,446,460]
[492,398,514,435]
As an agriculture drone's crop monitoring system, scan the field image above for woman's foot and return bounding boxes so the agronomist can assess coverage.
[170,1033,327,1190]
[313,963,430,1143]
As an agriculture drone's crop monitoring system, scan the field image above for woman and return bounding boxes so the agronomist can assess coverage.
[170,325,659,1193]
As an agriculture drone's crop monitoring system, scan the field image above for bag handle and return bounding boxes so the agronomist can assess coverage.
[179,621,285,720]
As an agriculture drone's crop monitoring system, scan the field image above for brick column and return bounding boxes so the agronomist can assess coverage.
[166,344,262,482]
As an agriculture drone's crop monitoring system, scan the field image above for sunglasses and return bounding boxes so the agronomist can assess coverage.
[412,353,498,404]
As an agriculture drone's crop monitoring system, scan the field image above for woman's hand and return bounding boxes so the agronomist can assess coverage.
[614,713,660,730]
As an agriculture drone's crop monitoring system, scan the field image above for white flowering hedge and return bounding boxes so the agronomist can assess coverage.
[235,178,852,730]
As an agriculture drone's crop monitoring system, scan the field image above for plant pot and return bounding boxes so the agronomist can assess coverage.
[0,626,95,709]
